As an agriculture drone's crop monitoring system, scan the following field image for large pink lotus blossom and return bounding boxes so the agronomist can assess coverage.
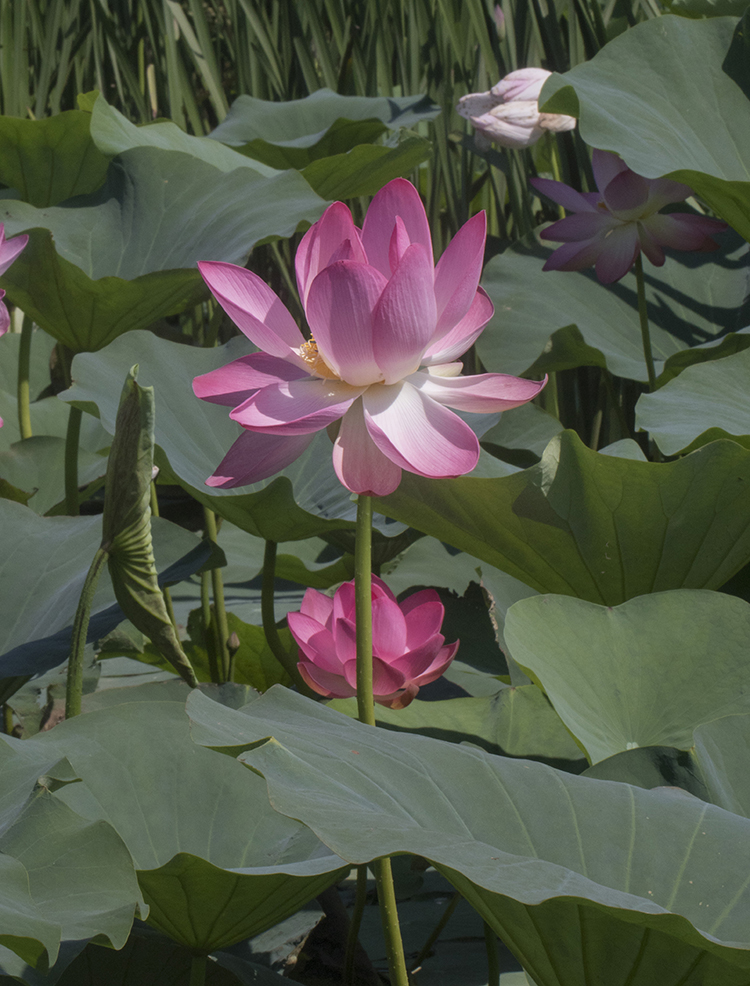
[0,225,29,337]
[194,178,545,496]
[456,69,576,150]
[288,575,458,709]
[531,149,727,284]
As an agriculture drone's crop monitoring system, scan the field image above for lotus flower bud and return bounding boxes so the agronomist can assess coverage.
[287,575,459,710]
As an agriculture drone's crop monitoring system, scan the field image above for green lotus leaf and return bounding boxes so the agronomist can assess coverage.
[187,687,750,985]
[0,146,327,353]
[477,232,750,381]
[636,346,750,454]
[540,15,750,240]
[35,700,347,954]
[374,431,750,604]
[503,589,750,763]
[0,111,108,207]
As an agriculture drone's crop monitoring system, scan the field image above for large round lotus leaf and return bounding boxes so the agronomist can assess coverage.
[503,590,750,764]
[636,346,750,454]
[0,111,108,207]
[375,431,750,605]
[477,233,750,381]
[0,503,212,676]
[0,146,326,353]
[187,688,750,985]
[540,15,750,240]
[33,701,346,953]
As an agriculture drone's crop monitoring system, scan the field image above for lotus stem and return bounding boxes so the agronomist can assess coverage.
[150,481,178,634]
[189,954,207,986]
[202,506,230,681]
[64,404,82,516]
[200,570,220,683]
[354,494,409,986]
[354,494,375,728]
[548,135,565,220]
[484,922,500,986]
[410,891,460,972]
[261,539,317,696]
[17,314,33,440]
[634,255,657,391]
[344,864,369,985]
[66,546,109,719]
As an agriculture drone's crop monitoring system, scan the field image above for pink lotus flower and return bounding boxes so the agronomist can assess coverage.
[531,149,728,284]
[288,575,459,709]
[0,225,29,337]
[194,178,545,496]
[456,69,576,150]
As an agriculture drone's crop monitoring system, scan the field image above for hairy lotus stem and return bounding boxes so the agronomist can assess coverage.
[66,546,109,718]
[17,315,33,440]
[634,255,657,391]
[202,506,230,681]
[354,494,409,986]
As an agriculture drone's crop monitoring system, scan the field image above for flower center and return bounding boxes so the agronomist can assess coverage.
[298,337,339,380]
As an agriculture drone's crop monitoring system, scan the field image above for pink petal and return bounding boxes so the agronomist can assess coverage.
[371,657,407,696]
[333,580,356,623]
[298,661,356,700]
[371,575,398,604]
[538,112,577,134]
[198,261,306,362]
[644,177,694,212]
[361,178,433,278]
[421,288,494,366]
[379,682,420,710]
[0,297,8,337]
[0,230,28,277]
[332,616,357,665]
[205,430,313,488]
[287,616,345,674]
[433,212,486,341]
[363,382,479,479]
[601,169,650,220]
[636,223,666,267]
[193,352,307,407]
[401,593,444,647]
[388,217,412,272]
[409,370,546,412]
[371,595,408,660]
[295,201,366,307]
[305,260,387,386]
[539,211,615,244]
[372,243,438,384]
[471,105,545,149]
[530,177,600,214]
[230,377,362,435]
[332,398,402,496]
[412,640,460,685]
[300,588,334,626]
[641,212,726,252]
[591,150,629,193]
[594,224,641,283]
[391,634,446,678]
[490,68,550,102]
[541,238,607,274]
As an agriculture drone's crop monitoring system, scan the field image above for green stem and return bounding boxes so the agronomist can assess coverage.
[372,858,410,986]
[66,546,109,719]
[353,495,409,986]
[2,705,14,735]
[410,891,460,972]
[203,506,230,681]
[344,864,369,985]
[64,404,82,516]
[261,539,315,692]
[634,255,657,392]
[150,482,178,633]
[484,922,500,986]
[17,315,33,440]
[189,954,207,986]
[354,494,375,727]
[201,570,220,683]
[548,134,565,220]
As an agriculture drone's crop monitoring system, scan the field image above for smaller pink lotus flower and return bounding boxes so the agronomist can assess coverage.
[0,224,29,337]
[456,69,576,150]
[287,576,459,710]
[531,149,728,284]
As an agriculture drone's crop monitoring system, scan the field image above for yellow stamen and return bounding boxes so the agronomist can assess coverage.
[299,337,339,380]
